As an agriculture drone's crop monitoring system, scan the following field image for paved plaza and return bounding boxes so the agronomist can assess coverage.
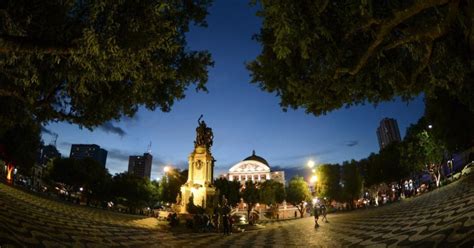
[0,175,473,247]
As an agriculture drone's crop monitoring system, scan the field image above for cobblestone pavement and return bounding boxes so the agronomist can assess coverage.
[1,175,473,247]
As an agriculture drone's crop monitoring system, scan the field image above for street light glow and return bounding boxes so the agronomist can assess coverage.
[307,160,315,168]
[163,166,170,173]
[310,175,318,183]
[428,124,433,129]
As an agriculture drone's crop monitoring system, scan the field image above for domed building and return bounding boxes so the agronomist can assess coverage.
[226,150,285,185]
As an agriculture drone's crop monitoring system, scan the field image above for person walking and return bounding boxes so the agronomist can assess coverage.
[321,204,328,223]
[314,206,319,228]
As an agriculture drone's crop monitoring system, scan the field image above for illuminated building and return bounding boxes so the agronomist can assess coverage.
[227,150,285,185]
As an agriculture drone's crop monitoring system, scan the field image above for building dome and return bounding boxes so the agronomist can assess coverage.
[243,150,269,167]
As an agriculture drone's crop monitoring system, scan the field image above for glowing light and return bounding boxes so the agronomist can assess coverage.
[6,164,13,181]
[307,160,315,168]
[79,187,83,192]
[312,169,316,173]
[310,175,318,183]
[428,124,433,129]
[164,166,170,173]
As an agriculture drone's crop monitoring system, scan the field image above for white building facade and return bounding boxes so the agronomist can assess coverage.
[227,151,285,185]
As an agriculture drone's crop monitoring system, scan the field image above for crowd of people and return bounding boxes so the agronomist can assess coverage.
[176,212,234,235]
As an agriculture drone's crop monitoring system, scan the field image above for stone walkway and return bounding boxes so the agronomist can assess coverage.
[0,175,473,247]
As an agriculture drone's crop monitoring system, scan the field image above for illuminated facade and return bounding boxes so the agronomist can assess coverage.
[227,151,285,185]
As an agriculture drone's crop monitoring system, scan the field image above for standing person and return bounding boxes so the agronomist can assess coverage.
[228,215,233,234]
[314,206,319,228]
[213,213,219,233]
[294,211,297,219]
[222,214,229,235]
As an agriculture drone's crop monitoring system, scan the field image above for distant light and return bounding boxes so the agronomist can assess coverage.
[428,124,433,129]
[310,175,318,183]
[79,187,83,192]
[164,166,170,173]
[307,160,315,168]
[312,169,316,173]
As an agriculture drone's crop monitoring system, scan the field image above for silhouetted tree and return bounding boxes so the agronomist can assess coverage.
[0,0,213,130]
[249,0,474,115]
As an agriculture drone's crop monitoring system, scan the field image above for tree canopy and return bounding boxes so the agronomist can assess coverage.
[110,172,155,211]
[0,118,41,174]
[259,179,285,206]
[315,164,342,201]
[241,180,260,220]
[214,177,241,207]
[424,91,474,152]
[249,0,474,115]
[159,168,187,204]
[341,160,363,207]
[286,176,311,217]
[0,0,213,129]
[45,157,112,201]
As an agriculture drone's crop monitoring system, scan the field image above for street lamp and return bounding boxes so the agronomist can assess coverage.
[428,124,433,129]
[307,160,315,168]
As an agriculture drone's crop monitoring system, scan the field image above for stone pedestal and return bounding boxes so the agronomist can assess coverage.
[180,146,216,212]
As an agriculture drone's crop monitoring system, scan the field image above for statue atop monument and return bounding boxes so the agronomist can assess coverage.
[194,115,214,149]
[180,115,216,212]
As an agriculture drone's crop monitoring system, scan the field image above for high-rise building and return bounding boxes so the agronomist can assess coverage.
[128,153,153,179]
[40,145,61,165]
[376,118,401,150]
[69,144,108,167]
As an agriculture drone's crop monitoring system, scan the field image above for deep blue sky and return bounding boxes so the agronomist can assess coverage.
[43,0,424,180]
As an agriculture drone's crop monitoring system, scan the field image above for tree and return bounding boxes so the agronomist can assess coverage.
[241,180,260,222]
[249,0,474,116]
[259,180,285,218]
[424,90,474,153]
[110,172,153,212]
[214,177,241,207]
[149,180,161,208]
[0,0,213,130]
[341,161,363,209]
[45,158,112,203]
[0,119,41,175]
[286,176,311,218]
[418,131,445,187]
[159,168,187,204]
[315,164,342,201]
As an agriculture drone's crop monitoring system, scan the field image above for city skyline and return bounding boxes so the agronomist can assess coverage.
[40,0,424,180]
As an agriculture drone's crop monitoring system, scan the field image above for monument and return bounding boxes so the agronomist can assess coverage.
[180,115,216,212]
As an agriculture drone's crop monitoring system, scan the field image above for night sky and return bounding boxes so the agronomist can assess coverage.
[42,0,424,180]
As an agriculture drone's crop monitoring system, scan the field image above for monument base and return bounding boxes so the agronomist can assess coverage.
[180,183,215,213]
